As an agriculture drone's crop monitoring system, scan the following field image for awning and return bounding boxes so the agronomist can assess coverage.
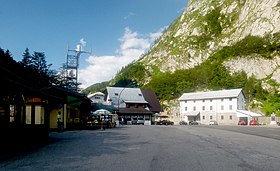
[119,108,153,115]
[159,113,169,118]
[184,111,200,116]
[236,110,262,117]
[236,112,248,117]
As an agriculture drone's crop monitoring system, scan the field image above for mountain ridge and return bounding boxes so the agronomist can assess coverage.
[139,0,280,76]
[85,0,280,116]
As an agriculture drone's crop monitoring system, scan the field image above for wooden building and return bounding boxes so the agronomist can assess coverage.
[0,49,90,145]
[106,87,162,125]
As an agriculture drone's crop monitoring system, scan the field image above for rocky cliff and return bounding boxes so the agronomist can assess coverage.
[103,0,280,116]
[139,0,280,86]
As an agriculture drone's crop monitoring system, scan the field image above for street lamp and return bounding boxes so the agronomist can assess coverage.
[117,87,126,114]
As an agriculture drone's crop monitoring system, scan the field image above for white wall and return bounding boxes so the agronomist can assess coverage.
[179,96,245,125]
[90,94,105,103]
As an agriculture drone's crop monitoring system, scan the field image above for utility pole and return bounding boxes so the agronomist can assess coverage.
[66,44,91,91]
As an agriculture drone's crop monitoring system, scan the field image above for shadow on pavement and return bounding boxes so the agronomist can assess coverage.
[0,126,129,162]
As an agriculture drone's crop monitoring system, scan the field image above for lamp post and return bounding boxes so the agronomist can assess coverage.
[116,88,126,126]
[117,87,126,114]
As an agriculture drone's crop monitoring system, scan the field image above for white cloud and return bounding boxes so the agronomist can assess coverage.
[149,27,167,42]
[78,27,164,89]
[124,12,135,20]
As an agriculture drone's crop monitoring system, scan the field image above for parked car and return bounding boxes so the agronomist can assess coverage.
[132,118,137,125]
[249,120,258,125]
[179,121,188,125]
[189,121,199,125]
[158,120,174,125]
[137,118,145,125]
[238,120,246,125]
[209,120,218,125]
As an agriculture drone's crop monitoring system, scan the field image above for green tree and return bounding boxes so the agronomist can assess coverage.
[261,93,280,116]
[20,48,33,68]
[147,72,178,101]
[176,80,193,94]
[32,52,49,76]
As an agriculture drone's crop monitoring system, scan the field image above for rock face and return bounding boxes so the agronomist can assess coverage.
[224,56,280,81]
[139,0,280,84]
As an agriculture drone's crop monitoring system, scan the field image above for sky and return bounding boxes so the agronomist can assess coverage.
[0,0,189,89]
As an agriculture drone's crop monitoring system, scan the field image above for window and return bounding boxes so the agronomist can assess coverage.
[10,105,15,123]
[210,99,212,102]
[210,115,213,120]
[145,115,150,120]
[138,94,142,96]
[26,106,32,124]
[221,98,224,102]
[35,106,44,124]
[229,105,233,110]
[193,106,196,111]
[115,93,118,96]
[229,115,233,120]
[210,106,213,110]
[203,116,205,120]
[229,98,232,101]
[185,101,187,103]
[25,105,44,125]
[202,100,205,102]
[193,100,196,103]
[221,115,224,120]
[221,105,224,110]
[202,106,205,111]
[185,107,187,111]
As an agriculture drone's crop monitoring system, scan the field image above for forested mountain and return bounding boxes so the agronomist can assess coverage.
[86,0,280,116]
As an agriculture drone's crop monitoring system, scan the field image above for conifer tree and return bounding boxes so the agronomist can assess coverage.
[20,48,33,68]
[32,51,49,75]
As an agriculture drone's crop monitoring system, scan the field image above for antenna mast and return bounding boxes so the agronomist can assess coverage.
[66,43,91,91]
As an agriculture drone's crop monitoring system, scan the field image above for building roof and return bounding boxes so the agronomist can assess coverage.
[236,110,262,117]
[141,88,163,113]
[106,87,147,108]
[178,88,243,101]
[87,92,105,99]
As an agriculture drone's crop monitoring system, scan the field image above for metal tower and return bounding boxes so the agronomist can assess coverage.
[66,44,91,91]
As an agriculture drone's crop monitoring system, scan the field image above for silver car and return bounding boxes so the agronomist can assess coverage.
[137,118,145,125]
[209,120,218,125]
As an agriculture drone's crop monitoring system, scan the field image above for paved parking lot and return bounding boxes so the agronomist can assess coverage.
[1,125,280,171]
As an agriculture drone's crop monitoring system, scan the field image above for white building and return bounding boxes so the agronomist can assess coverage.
[87,92,105,104]
[178,89,249,125]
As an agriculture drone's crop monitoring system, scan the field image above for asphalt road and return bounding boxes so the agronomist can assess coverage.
[1,125,280,171]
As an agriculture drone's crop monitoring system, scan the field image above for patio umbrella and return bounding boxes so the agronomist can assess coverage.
[93,109,111,115]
